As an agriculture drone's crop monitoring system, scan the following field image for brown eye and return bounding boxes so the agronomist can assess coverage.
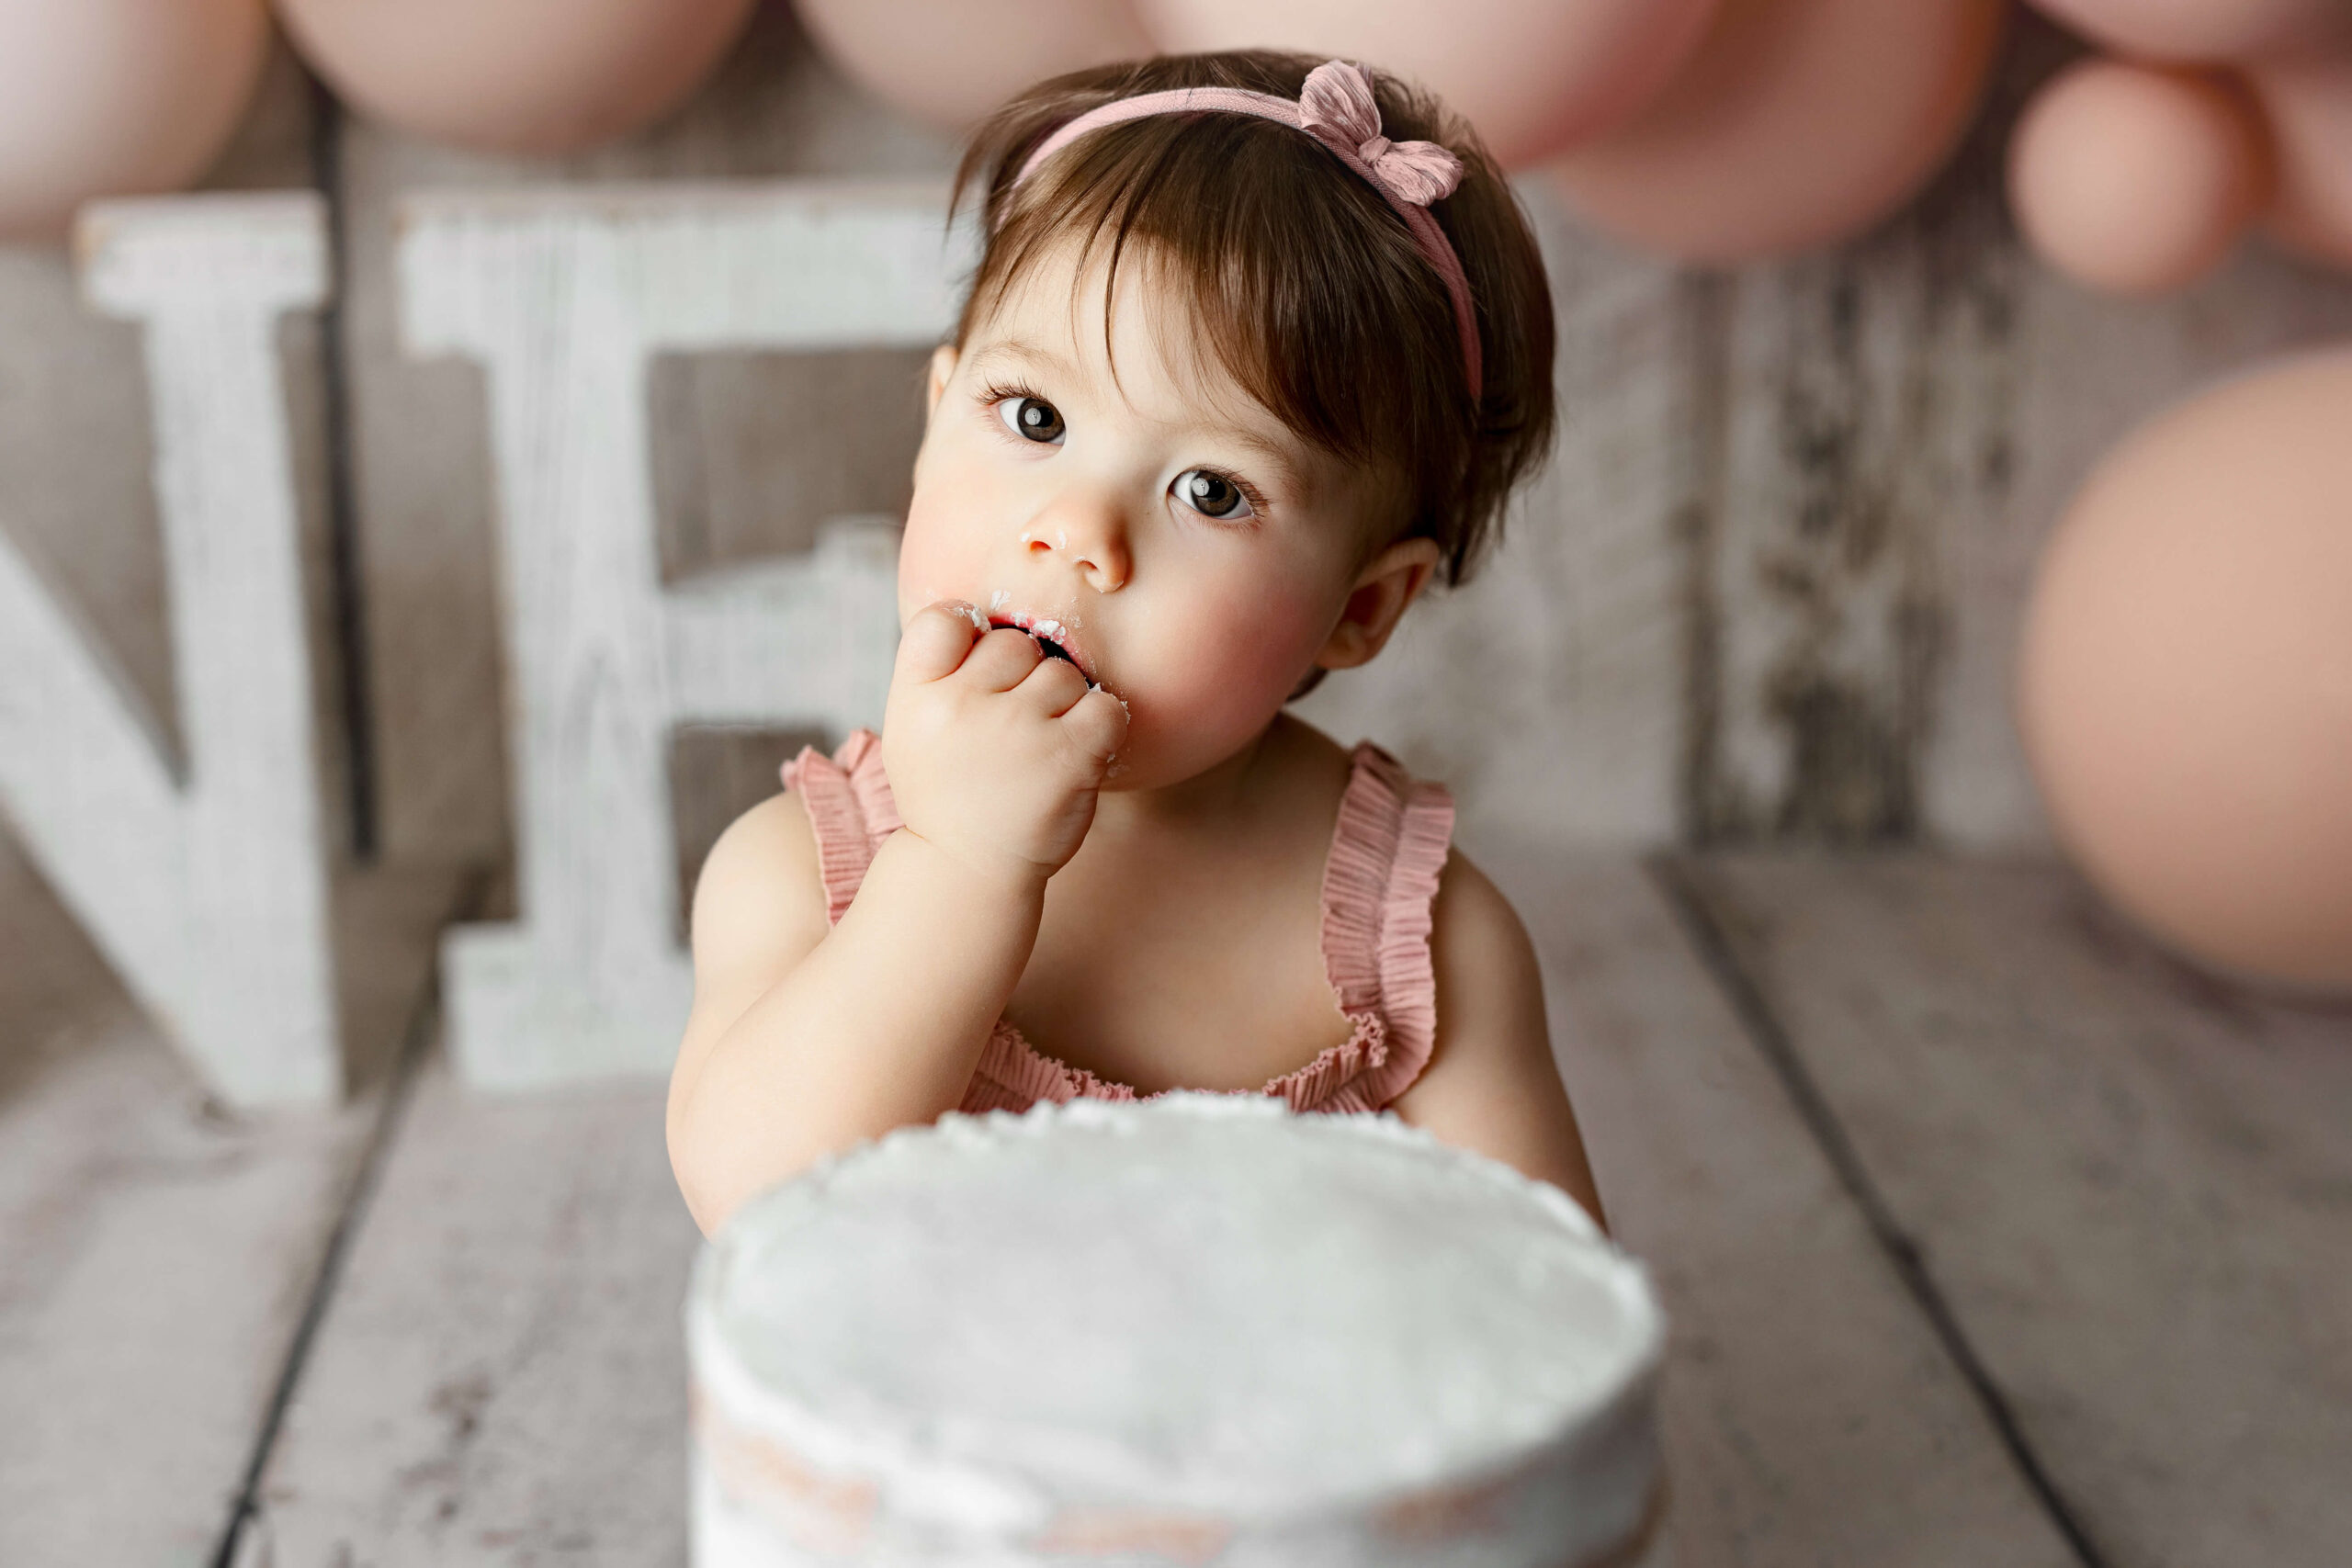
[998,395,1065,445]
[1173,468,1254,520]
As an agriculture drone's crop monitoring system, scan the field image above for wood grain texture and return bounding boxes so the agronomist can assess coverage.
[0,848,458,1565]
[0,33,318,752]
[0,1006,369,1565]
[0,39,356,1109]
[1672,18,2352,851]
[1677,52,2024,848]
[1294,181,1691,845]
[1682,854,2352,1567]
[245,852,2094,1563]
[0,193,340,1107]
[249,1055,698,1566]
[1476,840,2083,1566]
[339,5,960,875]
[398,183,950,1089]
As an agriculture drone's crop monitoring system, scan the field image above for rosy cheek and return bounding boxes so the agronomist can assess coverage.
[1147,578,1330,717]
[896,487,985,623]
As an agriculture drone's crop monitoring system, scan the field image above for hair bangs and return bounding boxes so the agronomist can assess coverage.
[950,50,1555,593]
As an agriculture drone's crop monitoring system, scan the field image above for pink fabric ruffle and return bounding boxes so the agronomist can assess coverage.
[1308,742,1454,1111]
[782,728,1453,1115]
[780,729,901,927]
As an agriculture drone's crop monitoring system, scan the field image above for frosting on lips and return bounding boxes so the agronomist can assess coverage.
[987,609,1097,686]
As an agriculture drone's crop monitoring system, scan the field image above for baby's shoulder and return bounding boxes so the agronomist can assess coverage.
[688,788,831,977]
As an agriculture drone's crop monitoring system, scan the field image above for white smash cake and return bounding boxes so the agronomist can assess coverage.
[687,1094,1668,1567]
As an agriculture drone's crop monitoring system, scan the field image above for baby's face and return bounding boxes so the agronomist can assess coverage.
[900,239,1376,790]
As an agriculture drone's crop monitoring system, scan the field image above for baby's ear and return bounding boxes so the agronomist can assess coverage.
[1317,536,1442,671]
[924,344,960,420]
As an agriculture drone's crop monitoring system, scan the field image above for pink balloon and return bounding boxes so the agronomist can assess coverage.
[2249,53,2352,269]
[0,0,270,241]
[277,0,756,156]
[799,0,1154,132]
[2018,348,2352,991]
[2008,61,2271,297]
[2027,0,2348,62]
[1135,0,1722,168]
[1548,0,2008,265]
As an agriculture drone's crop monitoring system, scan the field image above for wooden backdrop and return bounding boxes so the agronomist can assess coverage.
[6,13,2352,1564]
[6,5,2351,989]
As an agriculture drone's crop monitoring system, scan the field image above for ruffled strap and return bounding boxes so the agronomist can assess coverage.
[1306,741,1455,1111]
[779,727,902,927]
[963,1021,1143,1114]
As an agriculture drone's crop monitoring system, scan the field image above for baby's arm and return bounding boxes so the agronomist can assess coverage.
[666,795,1046,1235]
[667,601,1125,1236]
[1386,850,1608,1228]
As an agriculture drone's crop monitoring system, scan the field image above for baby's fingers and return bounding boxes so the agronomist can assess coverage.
[1060,685,1131,771]
[895,600,987,686]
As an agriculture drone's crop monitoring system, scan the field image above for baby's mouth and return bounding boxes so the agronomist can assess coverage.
[988,614,1086,679]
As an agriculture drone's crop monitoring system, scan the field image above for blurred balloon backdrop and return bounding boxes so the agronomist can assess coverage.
[0,0,2346,991]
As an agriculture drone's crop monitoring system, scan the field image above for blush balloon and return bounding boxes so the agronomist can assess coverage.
[2026,0,2348,61]
[2248,53,2352,269]
[1136,0,1722,167]
[277,0,756,156]
[0,0,270,241]
[1548,0,2008,265]
[799,0,1153,132]
[2008,60,2272,297]
[2018,348,2352,991]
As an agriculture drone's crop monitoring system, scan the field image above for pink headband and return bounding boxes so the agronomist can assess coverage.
[1010,60,1484,401]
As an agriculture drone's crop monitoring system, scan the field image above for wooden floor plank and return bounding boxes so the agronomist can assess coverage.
[0,1004,367,1567]
[1461,841,2079,1565]
[1683,853,2352,1568]
[0,845,457,1565]
[254,852,2095,1565]
[251,1058,698,1565]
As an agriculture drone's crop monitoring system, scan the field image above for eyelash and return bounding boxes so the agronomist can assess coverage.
[976,378,1272,524]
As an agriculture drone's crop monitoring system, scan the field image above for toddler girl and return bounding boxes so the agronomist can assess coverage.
[668,51,1600,1235]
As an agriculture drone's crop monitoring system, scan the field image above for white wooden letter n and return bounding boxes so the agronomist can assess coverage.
[0,195,337,1107]
[398,184,960,1091]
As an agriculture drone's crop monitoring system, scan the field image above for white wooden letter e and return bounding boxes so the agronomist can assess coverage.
[399,184,955,1090]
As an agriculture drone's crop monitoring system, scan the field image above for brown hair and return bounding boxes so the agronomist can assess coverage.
[949,51,1556,694]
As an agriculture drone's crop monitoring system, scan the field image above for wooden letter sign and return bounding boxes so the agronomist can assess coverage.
[398,184,961,1089]
[0,195,337,1107]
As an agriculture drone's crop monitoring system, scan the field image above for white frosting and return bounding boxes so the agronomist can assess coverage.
[690,1095,1665,1566]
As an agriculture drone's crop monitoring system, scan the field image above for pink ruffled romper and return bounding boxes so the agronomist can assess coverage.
[780,728,1457,1115]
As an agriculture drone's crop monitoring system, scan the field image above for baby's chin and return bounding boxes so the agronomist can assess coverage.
[1102,695,1298,790]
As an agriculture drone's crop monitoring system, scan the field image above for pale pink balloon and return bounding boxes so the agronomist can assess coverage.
[277,0,757,156]
[2008,61,2272,297]
[2018,348,2352,991]
[1136,0,1722,167]
[2027,0,2348,62]
[0,0,270,241]
[2248,53,2352,269]
[799,0,1154,132]
[1548,0,2008,265]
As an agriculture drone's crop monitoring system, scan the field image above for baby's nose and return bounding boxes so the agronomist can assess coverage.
[1021,510,1129,591]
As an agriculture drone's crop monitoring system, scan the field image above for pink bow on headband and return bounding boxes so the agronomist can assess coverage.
[1297,61,1464,209]
[1008,60,1485,399]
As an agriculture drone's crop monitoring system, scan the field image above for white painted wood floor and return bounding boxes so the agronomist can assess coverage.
[4,848,2346,1568]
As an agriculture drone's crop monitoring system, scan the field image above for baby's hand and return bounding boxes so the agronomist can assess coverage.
[880,601,1129,892]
